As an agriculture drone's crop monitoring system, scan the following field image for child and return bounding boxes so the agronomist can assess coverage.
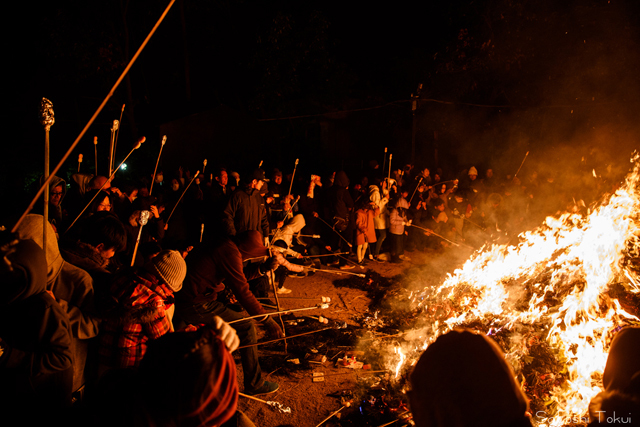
[355,198,379,264]
[389,198,411,262]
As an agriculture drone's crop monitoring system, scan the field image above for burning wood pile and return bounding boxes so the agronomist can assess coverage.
[352,154,640,426]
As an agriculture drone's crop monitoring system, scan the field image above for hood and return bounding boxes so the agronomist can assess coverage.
[409,329,528,427]
[40,175,67,200]
[0,239,48,306]
[16,214,65,285]
[395,198,409,209]
[334,171,349,188]
[234,230,268,261]
[71,173,94,197]
[603,327,640,393]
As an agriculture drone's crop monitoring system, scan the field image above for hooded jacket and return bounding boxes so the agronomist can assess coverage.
[369,185,390,229]
[0,239,73,410]
[180,230,268,316]
[16,214,100,340]
[38,175,67,229]
[326,171,354,228]
[409,329,531,427]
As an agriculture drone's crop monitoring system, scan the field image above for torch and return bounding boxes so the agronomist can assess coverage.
[77,154,83,172]
[149,135,166,195]
[131,210,151,266]
[40,98,54,264]
[202,159,207,176]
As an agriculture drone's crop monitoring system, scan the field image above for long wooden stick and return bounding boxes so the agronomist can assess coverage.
[269,269,287,352]
[40,98,54,266]
[309,267,366,278]
[408,176,423,205]
[238,392,268,403]
[316,405,346,427]
[514,151,530,178]
[408,224,473,249]
[149,135,166,195]
[303,252,349,258]
[382,147,387,174]
[108,120,118,177]
[257,296,332,302]
[164,170,200,228]
[93,136,98,176]
[238,327,332,349]
[11,0,177,233]
[113,104,125,171]
[288,158,299,196]
[228,304,330,324]
[64,137,146,234]
[316,216,353,248]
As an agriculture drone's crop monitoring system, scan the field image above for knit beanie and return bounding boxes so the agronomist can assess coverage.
[150,250,186,292]
[468,166,478,176]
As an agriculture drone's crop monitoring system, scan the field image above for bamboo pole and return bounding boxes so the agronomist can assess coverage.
[288,158,299,196]
[93,136,98,175]
[149,135,166,195]
[164,170,200,229]
[40,98,54,265]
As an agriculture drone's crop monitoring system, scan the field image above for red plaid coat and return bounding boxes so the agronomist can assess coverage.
[99,269,174,369]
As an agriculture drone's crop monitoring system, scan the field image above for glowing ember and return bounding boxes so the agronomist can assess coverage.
[375,153,640,426]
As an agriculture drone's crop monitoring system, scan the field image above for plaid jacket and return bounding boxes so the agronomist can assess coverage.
[99,268,174,369]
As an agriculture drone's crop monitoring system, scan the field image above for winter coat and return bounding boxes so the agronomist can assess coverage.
[369,185,389,229]
[180,230,268,317]
[326,171,354,222]
[356,207,378,245]
[16,215,100,340]
[389,199,409,235]
[410,329,531,427]
[98,269,174,369]
[0,239,74,413]
[222,187,270,238]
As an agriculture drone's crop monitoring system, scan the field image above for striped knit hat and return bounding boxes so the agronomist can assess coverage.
[150,250,186,292]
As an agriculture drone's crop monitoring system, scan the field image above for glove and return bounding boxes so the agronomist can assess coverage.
[259,256,279,274]
[213,316,240,352]
[263,317,285,339]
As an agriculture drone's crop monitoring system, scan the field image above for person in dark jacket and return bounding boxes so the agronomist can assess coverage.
[587,327,640,425]
[0,238,74,422]
[222,169,270,245]
[325,171,354,268]
[176,230,282,396]
[409,329,533,427]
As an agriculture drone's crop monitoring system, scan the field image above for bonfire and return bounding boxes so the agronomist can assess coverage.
[369,154,640,427]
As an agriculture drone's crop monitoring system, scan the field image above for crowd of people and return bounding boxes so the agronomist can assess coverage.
[0,153,632,426]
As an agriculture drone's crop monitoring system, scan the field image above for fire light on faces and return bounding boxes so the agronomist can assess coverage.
[392,153,640,426]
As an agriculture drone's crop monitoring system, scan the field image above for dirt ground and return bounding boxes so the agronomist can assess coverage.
[232,247,470,427]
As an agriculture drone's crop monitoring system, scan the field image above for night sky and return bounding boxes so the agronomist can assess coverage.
[5,0,640,200]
